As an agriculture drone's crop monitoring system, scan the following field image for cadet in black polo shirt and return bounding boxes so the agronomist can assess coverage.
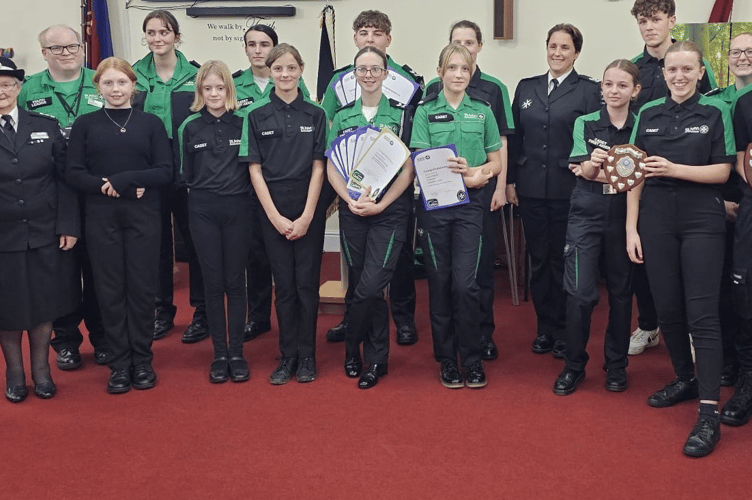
[179,61,251,384]
[626,42,735,458]
[553,60,641,397]
[239,44,328,385]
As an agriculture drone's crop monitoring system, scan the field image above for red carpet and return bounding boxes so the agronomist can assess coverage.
[2,254,751,498]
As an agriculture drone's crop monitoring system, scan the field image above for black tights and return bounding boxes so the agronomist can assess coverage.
[0,322,53,387]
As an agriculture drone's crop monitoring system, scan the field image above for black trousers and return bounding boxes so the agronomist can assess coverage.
[518,196,569,342]
[720,219,741,368]
[732,193,752,372]
[632,264,659,331]
[246,193,272,325]
[262,180,324,359]
[478,178,500,339]
[51,210,106,352]
[563,182,632,373]
[418,189,483,368]
[640,184,725,401]
[86,196,161,371]
[388,185,417,328]
[340,195,408,366]
[156,185,205,322]
[189,191,251,359]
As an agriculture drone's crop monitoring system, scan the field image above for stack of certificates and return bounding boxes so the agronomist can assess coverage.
[326,126,410,201]
[332,69,419,108]
[412,144,470,210]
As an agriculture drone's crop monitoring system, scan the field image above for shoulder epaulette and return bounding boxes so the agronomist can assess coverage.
[26,110,60,123]
[705,87,723,97]
[519,74,540,83]
[334,64,353,74]
[467,94,491,108]
[401,64,424,83]
[232,69,244,78]
[579,74,600,85]
[388,98,406,109]
[418,92,440,105]
[189,60,201,69]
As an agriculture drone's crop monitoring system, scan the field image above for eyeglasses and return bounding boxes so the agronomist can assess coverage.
[729,48,752,59]
[44,44,81,55]
[354,66,386,77]
[0,82,18,92]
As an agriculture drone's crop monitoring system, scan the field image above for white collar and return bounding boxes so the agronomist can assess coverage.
[548,70,573,87]
[1,106,18,132]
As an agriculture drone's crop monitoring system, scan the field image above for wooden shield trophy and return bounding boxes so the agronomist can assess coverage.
[604,144,647,193]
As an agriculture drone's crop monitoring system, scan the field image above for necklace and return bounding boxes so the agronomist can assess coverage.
[103,108,133,133]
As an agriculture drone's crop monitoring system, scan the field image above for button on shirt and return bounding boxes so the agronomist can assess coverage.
[631,92,736,188]
[239,91,328,183]
[410,92,501,168]
[178,108,250,196]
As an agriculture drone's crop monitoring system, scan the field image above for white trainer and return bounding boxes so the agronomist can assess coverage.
[628,327,660,355]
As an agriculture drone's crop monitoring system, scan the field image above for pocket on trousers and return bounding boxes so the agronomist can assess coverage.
[563,242,578,294]
[732,268,752,320]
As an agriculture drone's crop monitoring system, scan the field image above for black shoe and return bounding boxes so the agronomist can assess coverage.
[440,360,463,389]
[647,378,699,408]
[296,357,317,383]
[358,363,388,389]
[243,320,271,342]
[93,347,108,365]
[5,384,27,403]
[344,355,362,378]
[720,371,752,426]
[270,357,297,385]
[553,368,585,396]
[532,334,553,354]
[606,368,628,392]
[132,363,157,390]
[683,416,721,458]
[209,358,229,384]
[721,363,739,387]
[552,340,566,359]
[152,318,174,341]
[182,318,209,344]
[480,336,498,361]
[396,323,418,345]
[326,321,347,342]
[229,357,250,383]
[56,348,82,371]
[465,361,487,388]
[33,380,56,399]
[107,368,132,394]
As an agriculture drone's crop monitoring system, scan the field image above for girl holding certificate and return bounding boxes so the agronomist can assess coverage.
[553,60,641,397]
[327,47,415,389]
[178,61,251,384]
[241,44,328,385]
[411,44,501,389]
[626,41,735,457]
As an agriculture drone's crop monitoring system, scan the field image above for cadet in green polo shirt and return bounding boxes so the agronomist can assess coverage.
[411,44,501,391]
[18,24,106,372]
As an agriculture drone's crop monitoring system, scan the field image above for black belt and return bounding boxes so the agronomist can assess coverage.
[576,178,619,195]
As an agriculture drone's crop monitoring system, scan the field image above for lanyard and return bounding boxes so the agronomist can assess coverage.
[53,72,85,125]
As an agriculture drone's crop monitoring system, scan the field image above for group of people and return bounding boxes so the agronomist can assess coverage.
[2,0,752,459]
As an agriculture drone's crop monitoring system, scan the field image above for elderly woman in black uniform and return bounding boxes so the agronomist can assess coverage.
[507,24,601,358]
[240,44,327,385]
[0,57,79,402]
[627,41,735,457]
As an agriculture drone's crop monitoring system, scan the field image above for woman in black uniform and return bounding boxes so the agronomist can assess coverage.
[241,44,327,385]
[507,24,601,358]
[327,47,414,389]
[67,57,172,394]
[626,41,736,457]
[179,61,251,384]
[553,60,641,396]
[0,57,79,402]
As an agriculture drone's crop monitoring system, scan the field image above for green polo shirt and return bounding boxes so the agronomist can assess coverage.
[132,50,197,138]
[411,92,501,167]
[327,95,405,145]
[321,55,420,120]
[18,67,103,128]
[233,68,310,110]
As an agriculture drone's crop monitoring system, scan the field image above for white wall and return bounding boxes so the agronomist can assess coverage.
[3,0,751,93]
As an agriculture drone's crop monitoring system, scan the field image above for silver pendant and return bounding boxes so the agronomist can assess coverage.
[120,128,126,133]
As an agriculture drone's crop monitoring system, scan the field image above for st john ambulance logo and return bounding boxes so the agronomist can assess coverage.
[522,99,532,109]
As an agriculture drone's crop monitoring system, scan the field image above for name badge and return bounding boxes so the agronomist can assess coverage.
[338,126,358,135]
[30,132,50,140]
[256,129,280,139]
[192,142,209,151]
[27,97,53,110]
[237,98,254,108]
[428,113,454,123]
[87,96,104,108]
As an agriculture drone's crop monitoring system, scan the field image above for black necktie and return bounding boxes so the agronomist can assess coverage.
[1,115,15,146]
[549,78,559,97]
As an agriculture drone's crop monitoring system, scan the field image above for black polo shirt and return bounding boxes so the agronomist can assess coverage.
[178,108,249,196]
[733,86,752,153]
[240,92,327,184]
[570,106,635,163]
[630,91,736,188]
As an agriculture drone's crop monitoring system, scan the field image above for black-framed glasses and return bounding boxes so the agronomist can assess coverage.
[44,44,82,55]
[729,48,752,59]
[354,66,386,77]
[0,82,18,92]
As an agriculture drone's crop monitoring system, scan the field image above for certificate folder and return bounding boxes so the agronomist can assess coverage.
[411,144,470,210]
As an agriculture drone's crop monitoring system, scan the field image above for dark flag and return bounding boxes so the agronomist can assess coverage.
[85,0,114,69]
[708,0,734,22]
[316,5,336,103]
